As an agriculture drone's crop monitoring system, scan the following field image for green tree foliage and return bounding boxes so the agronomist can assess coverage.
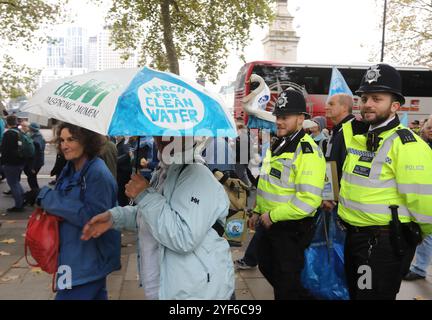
[0,0,66,103]
[382,0,432,66]
[1,0,65,49]
[0,55,41,109]
[1,55,41,96]
[104,0,274,83]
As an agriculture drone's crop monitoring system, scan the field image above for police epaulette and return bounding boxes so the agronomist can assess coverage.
[301,141,314,154]
[396,129,417,144]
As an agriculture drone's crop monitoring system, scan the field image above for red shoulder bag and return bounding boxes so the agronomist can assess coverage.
[25,208,62,275]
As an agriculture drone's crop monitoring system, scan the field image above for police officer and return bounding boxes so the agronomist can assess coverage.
[249,88,326,300]
[338,63,432,300]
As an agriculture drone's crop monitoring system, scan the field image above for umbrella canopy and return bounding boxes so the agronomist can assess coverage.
[22,67,237,138]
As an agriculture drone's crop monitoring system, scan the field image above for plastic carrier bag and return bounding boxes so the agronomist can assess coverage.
[301,208,349,300]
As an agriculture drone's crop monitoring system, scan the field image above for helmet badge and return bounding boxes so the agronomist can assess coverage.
[276,94,288,109]
[365,65,381,84]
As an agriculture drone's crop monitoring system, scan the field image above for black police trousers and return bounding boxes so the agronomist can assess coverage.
[344,227,416,300]
[257,217,315,300]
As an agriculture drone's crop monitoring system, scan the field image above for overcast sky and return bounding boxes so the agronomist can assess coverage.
[12,0,384,89]
[291,0,381,64]
[211,0,383,88]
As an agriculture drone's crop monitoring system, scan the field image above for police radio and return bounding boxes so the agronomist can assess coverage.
[389,205,406,256]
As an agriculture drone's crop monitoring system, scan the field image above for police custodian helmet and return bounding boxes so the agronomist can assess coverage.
[272,88,307,116]
[355,63,405,105]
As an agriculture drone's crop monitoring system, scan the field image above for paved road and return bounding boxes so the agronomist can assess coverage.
[0,176,269,300]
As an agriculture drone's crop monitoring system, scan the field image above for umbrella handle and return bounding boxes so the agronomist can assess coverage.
[135,136,141,174]
[128,136,141,206]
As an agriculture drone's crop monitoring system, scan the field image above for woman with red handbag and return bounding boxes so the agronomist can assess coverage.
[36,123,121,300]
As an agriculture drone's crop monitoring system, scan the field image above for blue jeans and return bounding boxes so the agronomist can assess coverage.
[410,234,432,277]
[55,277,108,300]
[2,165,24,208]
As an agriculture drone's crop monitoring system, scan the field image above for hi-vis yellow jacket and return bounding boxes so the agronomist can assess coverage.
[254,133,326,222]
[338,121,432,236]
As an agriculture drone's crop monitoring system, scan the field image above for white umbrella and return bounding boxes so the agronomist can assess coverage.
[22,67,237,138]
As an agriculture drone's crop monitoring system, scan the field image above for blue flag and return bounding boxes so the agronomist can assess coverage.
[400,112,408,126]
[328,67,353,101]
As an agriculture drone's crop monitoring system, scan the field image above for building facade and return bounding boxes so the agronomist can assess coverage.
[262,0,299,62]
[39,25,139,87]
[91,27,138,71]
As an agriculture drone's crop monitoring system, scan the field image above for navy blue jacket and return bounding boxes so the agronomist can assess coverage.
[325,114,355,185]
[29,131,45,169]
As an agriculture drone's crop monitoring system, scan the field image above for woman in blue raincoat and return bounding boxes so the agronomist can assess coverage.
[36,123,121,300]
[81,136,235,300]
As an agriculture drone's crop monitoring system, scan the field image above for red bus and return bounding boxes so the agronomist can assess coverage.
[233,61,432,127]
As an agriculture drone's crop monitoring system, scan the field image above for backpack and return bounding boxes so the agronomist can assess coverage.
[213,170,249,211]
[213,170,250,246]
[11,129,35,159]
[25,208,62,291]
